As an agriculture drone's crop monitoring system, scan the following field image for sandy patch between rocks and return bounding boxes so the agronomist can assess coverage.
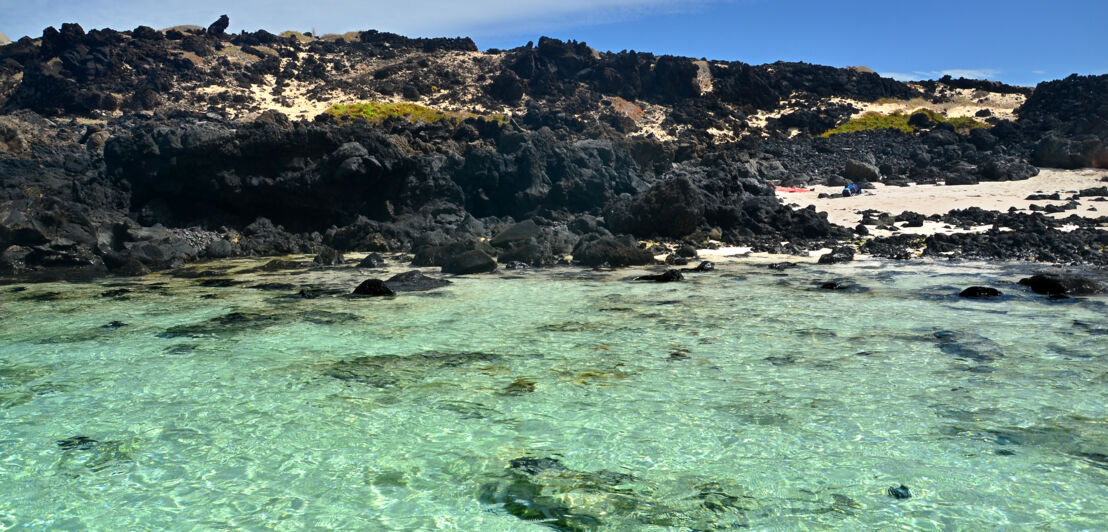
[782,168,1108,231]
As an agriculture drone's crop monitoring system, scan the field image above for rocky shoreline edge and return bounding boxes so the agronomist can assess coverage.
[2,20,1107,282]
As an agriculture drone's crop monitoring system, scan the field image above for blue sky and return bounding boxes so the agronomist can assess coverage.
[3,0,1105,86]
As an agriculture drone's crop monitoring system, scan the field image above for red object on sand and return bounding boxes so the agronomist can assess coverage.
[774,186,812,193]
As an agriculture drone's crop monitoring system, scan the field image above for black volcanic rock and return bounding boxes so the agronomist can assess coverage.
[352,279,395,297]
[844,159,880,181]
[207,15,230,36]
[357,253,385,268]
[634,269,683,282]
[960,286,1002,298]
[2,21,1108,281]
[384,270,451,292]
[314,246,345,266]
[818,246,855,264]
[490,219,541,248]
[442,249,497,274]
[572,235,654,268]
[1019,274,1102,296]
[606,177,704,238]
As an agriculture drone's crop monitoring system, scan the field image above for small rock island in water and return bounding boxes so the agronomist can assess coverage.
[1,9,1107,530]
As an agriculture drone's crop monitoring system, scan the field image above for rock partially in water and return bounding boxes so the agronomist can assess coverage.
[357,253,385,268]
[384,271,452,292]
[664,254,689,266]
[959,286,1002,298]
[1019,274,1102,296]
[250,259,306,272]
[57,435,98,451]
[634,269,683,282]
[683,261,714,272]
[314,246,345,266]
[818,246,855,265]
[249,282,297,291]
[887,485,912,499]
[816,280,869,293]
[352,279,395,297]
[196,278,240,288]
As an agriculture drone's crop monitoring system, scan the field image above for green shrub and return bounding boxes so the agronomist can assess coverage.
[326,102,507,126]
[821,108,988,137]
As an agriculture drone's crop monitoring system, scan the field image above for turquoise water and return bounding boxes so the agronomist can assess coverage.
[1,257,1107,530]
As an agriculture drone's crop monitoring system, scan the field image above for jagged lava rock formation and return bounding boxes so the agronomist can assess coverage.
[1,18,1106,278]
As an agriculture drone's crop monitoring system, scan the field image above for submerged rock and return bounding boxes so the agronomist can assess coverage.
[933,330,1004,363]
[325,351,502,388]
[480,456,753,530]
[158,311,282,338]
[57,435,99,451]
[352,279,395,297]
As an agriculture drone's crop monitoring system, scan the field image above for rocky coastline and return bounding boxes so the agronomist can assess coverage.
[2,18,1107,283]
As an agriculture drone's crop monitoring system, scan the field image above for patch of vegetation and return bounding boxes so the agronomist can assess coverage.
[821,108,988,137]
[326,102,507,126]
[279,30,313,42]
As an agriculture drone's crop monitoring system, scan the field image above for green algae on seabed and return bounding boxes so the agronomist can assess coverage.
[0,257,1107,529]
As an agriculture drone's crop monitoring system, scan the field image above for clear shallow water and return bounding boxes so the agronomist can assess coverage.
[1,258,1107,530]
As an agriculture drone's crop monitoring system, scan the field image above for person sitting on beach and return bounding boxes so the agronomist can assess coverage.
[842,183,862,197]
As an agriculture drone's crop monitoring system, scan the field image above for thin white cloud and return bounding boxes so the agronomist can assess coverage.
[881,72,917,81]
[879,69,1000,81]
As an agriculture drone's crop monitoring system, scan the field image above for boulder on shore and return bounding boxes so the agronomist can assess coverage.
[442,249,497,275]
[572,235,654,268]
[817,246,855,264]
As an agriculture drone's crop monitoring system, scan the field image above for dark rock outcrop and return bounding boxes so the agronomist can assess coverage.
[1019,274,1102,296]
[634,269,683,282]
[817,246,855,264]
[959,286,1002,298]
[352,279,395,297]
[572,235,654,267]
[207,15,230,37]
[442,249,497,274]
[384,270,451,292]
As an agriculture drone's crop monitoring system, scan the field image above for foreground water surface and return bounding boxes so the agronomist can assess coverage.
[1,256,1106,530]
